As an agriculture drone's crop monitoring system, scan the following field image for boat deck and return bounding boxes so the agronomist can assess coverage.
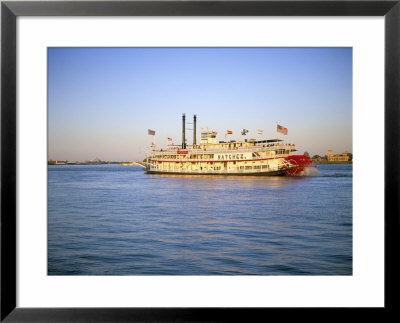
[145,165,304,176]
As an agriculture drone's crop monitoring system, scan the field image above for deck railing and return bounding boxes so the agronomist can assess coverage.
[149,153,291,163]
[151,144,296,156]
[147,164,281,173]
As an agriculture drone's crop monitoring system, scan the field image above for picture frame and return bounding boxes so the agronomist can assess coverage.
[1,0,399,321]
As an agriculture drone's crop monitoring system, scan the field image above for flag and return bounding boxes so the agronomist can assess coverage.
[148,129,155,135]
[167,137,172,141]
[277,124,288,135]
[257,130,263,135]
[241,129,248,135]
[227,130,233,135]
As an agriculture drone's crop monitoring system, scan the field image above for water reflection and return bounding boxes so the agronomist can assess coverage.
[152,173,311,190]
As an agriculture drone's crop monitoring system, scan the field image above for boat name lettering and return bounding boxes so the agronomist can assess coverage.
[177,150,188,154]
[217,154,245,160]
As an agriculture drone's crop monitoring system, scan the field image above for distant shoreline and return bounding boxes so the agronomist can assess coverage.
[312,160,352,165]
[48,161,351,166]
[48,161,137,166]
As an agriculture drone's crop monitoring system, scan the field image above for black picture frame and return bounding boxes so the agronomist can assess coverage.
[1,1,399,321]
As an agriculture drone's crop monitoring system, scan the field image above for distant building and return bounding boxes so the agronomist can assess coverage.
[328,150,349,162]
[90,157,103,165]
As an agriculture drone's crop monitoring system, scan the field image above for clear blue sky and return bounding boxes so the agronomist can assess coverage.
[48,47,352,161]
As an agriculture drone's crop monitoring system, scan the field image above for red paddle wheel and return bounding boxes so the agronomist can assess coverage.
[283,155,313,176]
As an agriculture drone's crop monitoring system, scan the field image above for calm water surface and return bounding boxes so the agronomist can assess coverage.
[48,164,352,275]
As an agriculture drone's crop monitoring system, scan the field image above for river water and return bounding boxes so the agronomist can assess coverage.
[48,164,352,275]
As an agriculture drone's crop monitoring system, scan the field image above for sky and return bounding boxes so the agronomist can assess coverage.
[48,47,352,162]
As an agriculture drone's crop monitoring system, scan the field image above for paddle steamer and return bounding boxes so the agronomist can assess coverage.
[141,114,312,176]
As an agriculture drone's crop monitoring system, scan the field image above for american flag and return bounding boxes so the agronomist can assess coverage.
[277,124,288,135]
[241,129,248,135]
[257,130,263,134]
[148,129,155,136]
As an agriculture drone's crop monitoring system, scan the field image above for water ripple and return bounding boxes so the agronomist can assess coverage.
[48,164,352,275]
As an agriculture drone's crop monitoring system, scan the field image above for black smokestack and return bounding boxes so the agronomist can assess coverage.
[182,113,186,149]
[193,114,197,146]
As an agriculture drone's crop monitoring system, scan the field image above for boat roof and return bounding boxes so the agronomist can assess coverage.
[218,139,283,144]
[165,138,284,148]
[259,139,284,143]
